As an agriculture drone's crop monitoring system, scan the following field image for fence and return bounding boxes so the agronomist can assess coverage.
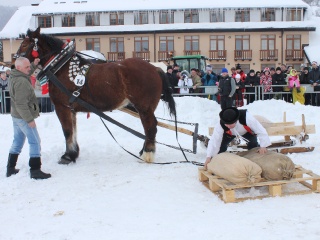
[1,90,55,114]
[1,84,319,114]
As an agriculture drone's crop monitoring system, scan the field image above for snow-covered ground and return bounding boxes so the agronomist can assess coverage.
[1,97,320,240]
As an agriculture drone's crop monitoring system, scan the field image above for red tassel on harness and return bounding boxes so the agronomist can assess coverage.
[87,112,90,119]
[32,50,39,58]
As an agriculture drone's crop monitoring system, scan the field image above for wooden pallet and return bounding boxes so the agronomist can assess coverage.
[198,165,320,203]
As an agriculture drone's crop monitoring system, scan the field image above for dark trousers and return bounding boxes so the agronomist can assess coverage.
[220,96,233,110]
[218,132,258,153]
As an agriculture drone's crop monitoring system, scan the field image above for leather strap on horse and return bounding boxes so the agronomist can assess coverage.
[45,70,203,166]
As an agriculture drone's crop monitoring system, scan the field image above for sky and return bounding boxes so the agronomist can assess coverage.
[0,0,40,7]
[1,96,320,239]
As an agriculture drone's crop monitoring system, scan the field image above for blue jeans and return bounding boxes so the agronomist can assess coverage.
[9,117,41,157]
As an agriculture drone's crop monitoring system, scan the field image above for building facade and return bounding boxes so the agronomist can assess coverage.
[0,0,316,73]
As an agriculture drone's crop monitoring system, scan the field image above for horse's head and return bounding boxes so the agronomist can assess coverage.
[14,27,65,66]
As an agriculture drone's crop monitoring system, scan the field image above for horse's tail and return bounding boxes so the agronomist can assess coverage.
[157,67,176,116]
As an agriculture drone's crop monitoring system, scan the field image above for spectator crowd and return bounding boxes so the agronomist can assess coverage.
[166,61,320,109]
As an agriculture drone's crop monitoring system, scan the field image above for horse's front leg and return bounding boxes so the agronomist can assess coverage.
[55,106,79,164]
[139,111,157,163]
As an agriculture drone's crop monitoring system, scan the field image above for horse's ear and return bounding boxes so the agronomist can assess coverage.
[35,27,41,35]
[27,27,41,38]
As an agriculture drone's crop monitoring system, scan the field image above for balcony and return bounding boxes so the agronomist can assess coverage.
[209,50,227,60]
[285,49,304,61]
[107,52,125,62]
[260,50,278,61]
[133,51,150,61]
[158,51,175,62]
[184,50,201,55]
[234,50,252,60]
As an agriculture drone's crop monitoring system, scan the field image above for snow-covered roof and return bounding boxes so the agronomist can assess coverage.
[304,16,320,64]
[33,0,309,14]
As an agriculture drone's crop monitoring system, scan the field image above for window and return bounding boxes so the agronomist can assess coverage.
[235,35,250,50]
[286,35,301,50]
[110,12,124,25]
[134,37,149,52]
[184,9,199,23]
[86,38,100,52]
[261,8,275,21]
[134,11,148,24]
[159,36,174,52]
[286,9,302,21]
[110,37,124,52]
[185,36,199,51]
[86,13,100,26]
[210,35,225,51]
[159,10,174,24]
[62,15,75,27]
[38,16,52,28]
[261,35,275,50]
[235,9,250,22]
[210,10,225,22]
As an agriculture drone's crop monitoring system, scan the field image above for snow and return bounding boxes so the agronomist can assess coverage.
[1,97,320,240]
[304,16,320,64]
[79,50,106,61]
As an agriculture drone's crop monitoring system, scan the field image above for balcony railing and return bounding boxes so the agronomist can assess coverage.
[285,49,304,60]
[133,51,150,61]
[260,49,278,60]
[184,50,201,55]
[158,51,175,62]
[107,52,125,62]
[209,50,227,60]
[234,50,252,60]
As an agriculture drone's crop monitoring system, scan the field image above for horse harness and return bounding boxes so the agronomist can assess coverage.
[30,39,200,166]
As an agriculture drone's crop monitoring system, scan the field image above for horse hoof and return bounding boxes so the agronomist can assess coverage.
[141,151,155,163]
[58,155,75,165]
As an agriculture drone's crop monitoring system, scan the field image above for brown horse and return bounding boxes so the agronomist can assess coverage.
[15,27,176,164]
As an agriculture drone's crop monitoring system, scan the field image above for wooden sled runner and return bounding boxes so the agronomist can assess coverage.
[199,165,320,203]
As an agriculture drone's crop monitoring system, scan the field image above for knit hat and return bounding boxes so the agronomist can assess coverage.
[235,74,241,79]
[263,67,270,73]
[276,67,281,71]
[303,67,309,71]
[270,67,275,71]
[249,69,255,74]
[206,65,212,71]
[167,65,173,71]
[221,68,228,73]
[219,107,240,124]
[236,63,241,70]
[312,61,318,65]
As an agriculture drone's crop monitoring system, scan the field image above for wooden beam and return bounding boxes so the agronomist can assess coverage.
[209,124,315,136]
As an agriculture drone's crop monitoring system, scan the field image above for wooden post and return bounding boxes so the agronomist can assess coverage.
[269,185,282,196]
[209,179,220,192]
[223,189,235,203]
[312,180,320,192]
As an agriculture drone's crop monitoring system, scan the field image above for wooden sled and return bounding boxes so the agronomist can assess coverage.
[209,112,315,154]
[199,165,320,203]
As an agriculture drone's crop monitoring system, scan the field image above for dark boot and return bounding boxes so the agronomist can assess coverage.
[6,153,20,177]
[29,157,51,180]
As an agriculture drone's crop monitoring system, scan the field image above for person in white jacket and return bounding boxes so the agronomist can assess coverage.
[205,107,271,168]
[178,70,193,94]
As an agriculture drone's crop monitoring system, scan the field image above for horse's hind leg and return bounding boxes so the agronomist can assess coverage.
[138,110,157,163]
[55,107,79,164]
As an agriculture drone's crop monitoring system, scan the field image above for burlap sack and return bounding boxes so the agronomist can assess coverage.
[207,152,262,185]
[237,147,295,180]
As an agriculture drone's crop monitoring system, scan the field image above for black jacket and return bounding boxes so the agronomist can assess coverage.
[308,67,320,91]
[272,73,286,92]
[244,75,260,92]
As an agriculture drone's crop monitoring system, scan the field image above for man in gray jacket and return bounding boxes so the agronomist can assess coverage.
[7,57,51,179]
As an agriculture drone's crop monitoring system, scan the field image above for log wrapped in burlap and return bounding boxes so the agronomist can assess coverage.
[237,147,295,180]
[207,152,262,185]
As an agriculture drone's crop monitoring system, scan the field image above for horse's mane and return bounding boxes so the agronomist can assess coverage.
[41,34,65,54]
